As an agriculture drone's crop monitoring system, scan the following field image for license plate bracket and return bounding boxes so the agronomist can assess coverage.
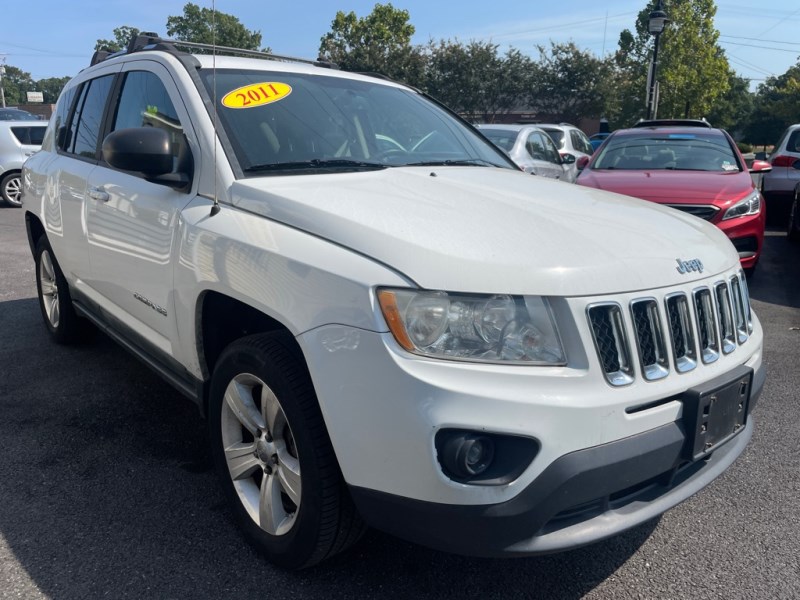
[683,366,752,461]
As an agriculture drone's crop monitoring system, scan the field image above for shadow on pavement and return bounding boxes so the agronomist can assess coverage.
[747,227,800,310]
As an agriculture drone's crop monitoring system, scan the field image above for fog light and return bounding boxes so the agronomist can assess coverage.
[442,433,495,478]
[435,429,539,485]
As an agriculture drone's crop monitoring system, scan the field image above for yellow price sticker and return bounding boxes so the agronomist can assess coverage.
[221,82,292,109]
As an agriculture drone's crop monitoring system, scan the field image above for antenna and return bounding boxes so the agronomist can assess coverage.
[210,0,221,217]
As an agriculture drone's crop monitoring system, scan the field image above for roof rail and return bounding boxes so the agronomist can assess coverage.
[91,32,338,70]
[633,118,712,128]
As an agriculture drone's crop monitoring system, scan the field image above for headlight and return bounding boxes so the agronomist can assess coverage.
[723,191,761,220]
[377,289,566,365]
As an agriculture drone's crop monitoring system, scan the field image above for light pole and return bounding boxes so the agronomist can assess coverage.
[646,1,669,120]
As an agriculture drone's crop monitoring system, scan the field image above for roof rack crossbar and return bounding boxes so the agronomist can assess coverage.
[91,33,338,70]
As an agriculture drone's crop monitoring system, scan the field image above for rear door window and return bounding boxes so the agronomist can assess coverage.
[70,74,115,158]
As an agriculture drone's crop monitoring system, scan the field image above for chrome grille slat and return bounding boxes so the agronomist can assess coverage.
[730,276,748,344]
[665,293,697,373]
[587,304,634,386]
[715,282,736,354]
[588,273,752,384]
[631,299,669,381]
[694,288,720,364]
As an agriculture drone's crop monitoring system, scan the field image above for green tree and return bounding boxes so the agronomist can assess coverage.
[166,3,263,51]
[705,71,753,135]
[95,26,141,53]
[426,40,531,122]
[531,42,615,125]
[1,65,35,106]
[613,0,730,124]
[743,61,800,145]
[319,3,424,85]
[35,76,72,104]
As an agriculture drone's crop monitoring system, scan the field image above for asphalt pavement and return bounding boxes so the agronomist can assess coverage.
[1,203,799,600]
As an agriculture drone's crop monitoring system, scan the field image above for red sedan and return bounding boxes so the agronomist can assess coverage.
[576,124,772,274]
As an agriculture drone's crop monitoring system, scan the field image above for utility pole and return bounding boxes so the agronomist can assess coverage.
[0,59,6,108]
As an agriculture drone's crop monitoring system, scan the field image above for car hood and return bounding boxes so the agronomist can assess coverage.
[577,169,753,204]
[230,167,738,296]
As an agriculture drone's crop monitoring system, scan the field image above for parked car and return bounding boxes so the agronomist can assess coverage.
[538,123,594,181]
[23,33,765,568]
[761,124,800,223]
[0,121,47,206]
[476,124,573,182]
[0,108,40,121]
[589,132,611,151]
[576,124,771,274]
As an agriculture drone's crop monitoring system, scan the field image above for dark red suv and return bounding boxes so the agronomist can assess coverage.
[576,123,771,274]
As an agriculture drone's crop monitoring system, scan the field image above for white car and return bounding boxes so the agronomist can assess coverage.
[761,123,800,221]
[538,123,595,181]
[0,121,47,206]
[22,34,765,569]
[475,124,574,182]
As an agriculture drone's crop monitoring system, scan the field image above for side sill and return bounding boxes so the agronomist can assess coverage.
[72,297,205,407]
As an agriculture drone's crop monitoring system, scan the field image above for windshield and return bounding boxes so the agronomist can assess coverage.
[200,69,513,175]
[592,132,740,172]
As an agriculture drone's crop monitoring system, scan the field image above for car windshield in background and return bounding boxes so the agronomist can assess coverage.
[541,129,565,149]
[479,129,517,153]
[201,70,513,175]
[593,132,740,172]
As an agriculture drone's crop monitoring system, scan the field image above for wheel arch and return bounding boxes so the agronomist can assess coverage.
[25,211,46,257]
[196,290,304,415]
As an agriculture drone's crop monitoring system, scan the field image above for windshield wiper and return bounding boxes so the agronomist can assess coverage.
[404,158,498,167]
[244,159,388,173]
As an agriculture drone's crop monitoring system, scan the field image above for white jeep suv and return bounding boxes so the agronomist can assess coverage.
[22,34,765,569]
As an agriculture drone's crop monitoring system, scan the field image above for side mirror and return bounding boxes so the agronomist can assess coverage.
[560,153,576,165]
[103,127,173,175]
[103,127,190,191]
[576,156,590,171]
[748,159,772,174]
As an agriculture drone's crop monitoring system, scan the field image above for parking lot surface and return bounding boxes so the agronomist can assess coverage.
[1,204,799,599]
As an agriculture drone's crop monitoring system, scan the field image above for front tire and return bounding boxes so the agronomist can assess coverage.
[209,333,365,569]
[1,172,22,207]
[34,237,87,343]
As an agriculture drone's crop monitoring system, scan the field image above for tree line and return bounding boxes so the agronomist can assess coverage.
[4,1,798,145]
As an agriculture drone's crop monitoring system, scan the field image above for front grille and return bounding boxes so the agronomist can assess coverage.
[588,271,751,386]
[666,204,720,221]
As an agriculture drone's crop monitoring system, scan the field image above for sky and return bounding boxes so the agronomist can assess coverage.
[2,0,799,91]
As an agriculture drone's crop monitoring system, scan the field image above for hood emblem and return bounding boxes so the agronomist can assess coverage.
[676,258,704,274]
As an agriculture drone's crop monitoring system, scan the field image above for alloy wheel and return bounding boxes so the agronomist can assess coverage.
[221,373,301,536]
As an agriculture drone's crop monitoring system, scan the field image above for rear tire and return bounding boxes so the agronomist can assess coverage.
[1,172,22,207]
[34,237,89,344]
[208,332,365,569]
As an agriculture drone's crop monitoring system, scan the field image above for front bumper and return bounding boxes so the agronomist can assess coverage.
[350,361,764,557]
[714,212,764,270]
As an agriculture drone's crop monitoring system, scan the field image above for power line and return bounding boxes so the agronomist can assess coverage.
[719,40,800,54]
[720,34,800,47]
[756,7,800,37]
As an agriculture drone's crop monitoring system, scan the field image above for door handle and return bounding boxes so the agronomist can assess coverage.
[89,187,110,202]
